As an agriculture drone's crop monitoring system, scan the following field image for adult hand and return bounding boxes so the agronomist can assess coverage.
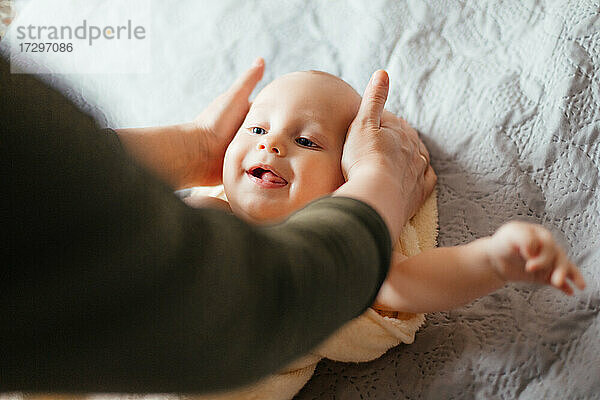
[190,57,265,186]
[335,70,436,241]
[116,58,264,189]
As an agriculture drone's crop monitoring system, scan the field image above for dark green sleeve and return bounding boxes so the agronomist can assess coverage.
[1,57,391,394]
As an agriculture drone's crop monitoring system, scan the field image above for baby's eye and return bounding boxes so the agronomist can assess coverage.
[251,127,267,135]
[296,137,318,148]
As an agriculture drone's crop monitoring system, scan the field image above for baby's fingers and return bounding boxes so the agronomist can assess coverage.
[550,257,586,296]
[551,261,568,287]
[524,230,556,272]
[549,255,573,296]
[525,248,556,272]
[567,262,587,291]
[557,281,574,296]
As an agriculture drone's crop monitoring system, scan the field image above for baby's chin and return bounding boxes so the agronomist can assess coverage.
[229,201,291,225]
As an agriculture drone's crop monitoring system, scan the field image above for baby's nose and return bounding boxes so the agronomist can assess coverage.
[257,141,286,156]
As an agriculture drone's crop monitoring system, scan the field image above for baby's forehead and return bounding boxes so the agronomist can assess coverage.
[254,71,360,101]
[250,71,361,132]
[277,70,360,96]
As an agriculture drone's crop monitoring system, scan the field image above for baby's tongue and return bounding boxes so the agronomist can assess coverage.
[260,170,286,184]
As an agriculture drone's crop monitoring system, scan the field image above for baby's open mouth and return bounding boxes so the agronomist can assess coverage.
[246,165,288,188]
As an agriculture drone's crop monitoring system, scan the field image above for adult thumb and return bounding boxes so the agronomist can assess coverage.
[357,70,389,128]
[227,57,265,103]
[205,57,264,129]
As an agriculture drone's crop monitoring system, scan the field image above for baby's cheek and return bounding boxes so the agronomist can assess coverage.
[222,159,241,208]
[321,160,345,192]
[333,168,345,188]
[296,172,341,204]
[223,140,245,179]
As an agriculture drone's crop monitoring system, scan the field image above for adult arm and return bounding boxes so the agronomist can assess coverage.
[1,58,390,393]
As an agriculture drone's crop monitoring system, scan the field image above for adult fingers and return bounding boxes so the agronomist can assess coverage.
[381,110,401,124]
[391,113,431,164]
[423,165,437,196]
[398,120,430,164]
[418,139,430,164]
[408,165,436,219]
[227,57,265,103]
[381,110,431,166]
[357,70,389,128]
[204,58,264,130]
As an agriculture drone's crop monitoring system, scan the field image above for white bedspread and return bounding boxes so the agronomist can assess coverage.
[2,1,599,398]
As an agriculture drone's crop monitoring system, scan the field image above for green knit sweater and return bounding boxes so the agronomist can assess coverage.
[1,57,391,394]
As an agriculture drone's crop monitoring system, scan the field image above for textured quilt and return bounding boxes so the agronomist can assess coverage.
[2,0,599,399]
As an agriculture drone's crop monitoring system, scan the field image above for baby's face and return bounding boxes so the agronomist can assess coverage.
[223,71,361,223]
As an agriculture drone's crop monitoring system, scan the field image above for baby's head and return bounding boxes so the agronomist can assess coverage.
[223,71,361,223]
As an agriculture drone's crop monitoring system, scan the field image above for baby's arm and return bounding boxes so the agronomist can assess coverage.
[373,221,587,314]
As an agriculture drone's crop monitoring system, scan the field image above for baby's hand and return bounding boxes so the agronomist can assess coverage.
[486,221,586,295]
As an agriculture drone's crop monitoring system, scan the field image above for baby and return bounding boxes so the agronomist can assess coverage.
[186,70,587,311]
[181,70,587,399]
